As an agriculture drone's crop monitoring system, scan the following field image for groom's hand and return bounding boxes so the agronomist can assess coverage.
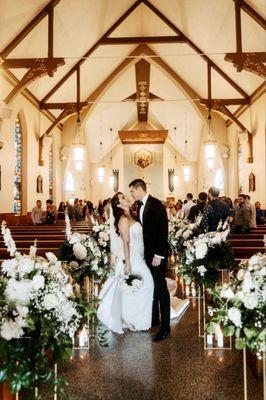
[151,256,161,267]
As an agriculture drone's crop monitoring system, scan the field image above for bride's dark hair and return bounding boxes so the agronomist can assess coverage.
[111,192,136,236]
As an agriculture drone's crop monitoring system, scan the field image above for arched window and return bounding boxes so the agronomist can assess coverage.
[66,171,74,191]
[215,169,224,189]
[14,116,22,215]
[49,145,53,200]
[238,142,243,194]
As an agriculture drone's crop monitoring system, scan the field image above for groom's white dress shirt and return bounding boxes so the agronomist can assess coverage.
[139,193,164,260]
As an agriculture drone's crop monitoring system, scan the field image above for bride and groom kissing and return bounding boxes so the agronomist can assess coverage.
[97,178,171,342]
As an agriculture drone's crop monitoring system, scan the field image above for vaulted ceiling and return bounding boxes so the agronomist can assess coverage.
[1,0,265,162]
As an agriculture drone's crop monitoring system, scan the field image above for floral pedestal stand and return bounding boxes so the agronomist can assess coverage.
[242,348,266,400]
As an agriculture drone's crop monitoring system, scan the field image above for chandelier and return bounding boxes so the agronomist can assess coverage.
[204,110,216,169]
[73,113,85,171]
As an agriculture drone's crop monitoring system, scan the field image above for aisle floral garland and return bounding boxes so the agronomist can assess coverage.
[168,216,202,256]
[176,221,235,287]
[207,252,266,355]
[59,214,111,284]
[0,221,88,397]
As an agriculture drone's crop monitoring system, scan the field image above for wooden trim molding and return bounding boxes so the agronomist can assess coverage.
[118,129,168,144]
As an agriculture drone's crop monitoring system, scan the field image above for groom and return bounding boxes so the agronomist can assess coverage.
[129,179,170,342]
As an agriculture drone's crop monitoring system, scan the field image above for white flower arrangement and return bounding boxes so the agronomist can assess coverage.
[119,274,143,294]
[208,252,266,354]
[168,215,202,256]
[177,221,234,287]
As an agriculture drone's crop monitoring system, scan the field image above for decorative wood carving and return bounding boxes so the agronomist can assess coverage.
[135,59,150,122]
[2,58,65,104]
[119,129,168,144]
[224,52,266,78]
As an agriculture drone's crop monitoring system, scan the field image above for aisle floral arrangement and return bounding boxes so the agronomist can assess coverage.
[59,214,111,284]
[168,216,202,256]
[177,221,235,287]
[207,252,266,355]
[0,221,87,397]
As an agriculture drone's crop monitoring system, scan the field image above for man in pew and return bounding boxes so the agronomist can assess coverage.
[201,187,230,232]
[31,200,44,225]
[234,194,252,233]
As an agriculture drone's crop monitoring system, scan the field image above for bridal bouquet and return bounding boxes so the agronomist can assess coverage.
[207,252,266,355]
[119,274,143,294]
[177,221,234,287]
[0,221,84,396]
[168,216,202,256]
[59,214,111,283]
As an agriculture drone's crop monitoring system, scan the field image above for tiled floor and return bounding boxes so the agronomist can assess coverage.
[61,299,263,400]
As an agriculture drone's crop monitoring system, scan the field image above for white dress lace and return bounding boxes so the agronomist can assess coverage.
[97,222,154,333]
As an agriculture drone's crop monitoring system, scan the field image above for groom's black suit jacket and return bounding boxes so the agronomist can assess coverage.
[139,195,169,264]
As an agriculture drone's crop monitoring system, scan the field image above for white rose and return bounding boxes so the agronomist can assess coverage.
[220,286,235,299]
[228,307,242,327]
[63,283,73,297]
[46,252,58,263]
[32,275,45,291]
[5,279,32,304]
[260,267,266,277]
[0,319,24,341]
[237,269,245,281]
[243,293,259,310]
[197,265,207,276]
[73,243,87,260]
[92,224,100,232]
[16,306,29,318]
[242,271,254,293]
[235,290,245,301]
[195,242,208,260]
[43,293,58,310]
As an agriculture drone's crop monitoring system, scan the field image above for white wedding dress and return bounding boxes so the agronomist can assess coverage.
[97,221,154,334]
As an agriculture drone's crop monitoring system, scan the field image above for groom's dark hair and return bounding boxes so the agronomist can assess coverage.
[129,179,147,192]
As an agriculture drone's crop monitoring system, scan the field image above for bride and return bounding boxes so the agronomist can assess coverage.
[97,192,154,333]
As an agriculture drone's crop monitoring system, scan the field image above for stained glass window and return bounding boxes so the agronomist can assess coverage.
[14,116,22,215]
[49,145,53,200]
[238,142,243,194]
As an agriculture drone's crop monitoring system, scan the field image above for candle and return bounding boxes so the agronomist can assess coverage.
[79,327,88,347]
[94,284,99,297]
[217,332,224,348]
[207,334,213,346]
[191,286,196,297]
[185,285,190,297]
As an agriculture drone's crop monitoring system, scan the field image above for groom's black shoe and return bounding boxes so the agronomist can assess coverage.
[152,328,170,342]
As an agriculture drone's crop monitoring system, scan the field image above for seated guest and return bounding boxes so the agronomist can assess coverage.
[181,193,195,219]
[57,201,66,220]
[187,192,207,222]
[234,194,252,233]
[31,200,44,225]
[45,199,57,224]
[201,187,230,232]
[255,201,264,225]
[245,195,257,229]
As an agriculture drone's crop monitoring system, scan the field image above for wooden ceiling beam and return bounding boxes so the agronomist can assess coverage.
[100,35,186,45]
[0,0,61,59]
[40,102,88,110]
[200,98,250,106]
[236,0,266,30]
[40,0,143,103]
[142,0,249,99]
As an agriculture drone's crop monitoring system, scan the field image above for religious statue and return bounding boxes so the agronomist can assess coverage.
[249,172,255,192]
[37,174,43,193]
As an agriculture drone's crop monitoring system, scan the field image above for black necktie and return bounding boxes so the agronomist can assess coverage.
[139,201,143,206]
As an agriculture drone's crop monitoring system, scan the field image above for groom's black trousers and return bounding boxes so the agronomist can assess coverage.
[147,260,170,330]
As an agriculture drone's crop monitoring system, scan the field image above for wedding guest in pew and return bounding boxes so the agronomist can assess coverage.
[201,187,230,232]
[57,201,66,220]
[66,201,74,220]
[187,192,207,222]
[73,198,82,221]
[234,194,252,233]
[83,201,95,225]
[222,197,235,224]
[181,193,195,219]
[31,200,44,225]
[45,199,57,224]
[166,200,177,219]
[255,201,264,225]
[175,200,183,219]
[245,195,257,229]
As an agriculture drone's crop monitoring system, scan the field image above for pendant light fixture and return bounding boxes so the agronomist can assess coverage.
[183,112,190,181]
[204,109,216,169]
[97,113,105,183]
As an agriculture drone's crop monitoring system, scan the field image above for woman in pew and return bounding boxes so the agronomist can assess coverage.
[57,201,66,220]
[255,201,264,225]
[45,199,57,224]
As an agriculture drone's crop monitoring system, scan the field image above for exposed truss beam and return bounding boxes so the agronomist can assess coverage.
[142,0,249,98]
[236,0,266,30]
[0,0,61,58]
[200,98,250,106]
[100,35,186,45]
[40,0,143,103]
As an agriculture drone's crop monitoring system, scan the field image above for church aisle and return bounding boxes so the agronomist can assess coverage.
[61,301,263,400]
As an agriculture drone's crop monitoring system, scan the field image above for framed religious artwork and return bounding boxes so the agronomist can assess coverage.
[249,172,255,192]
[134,149,153,169]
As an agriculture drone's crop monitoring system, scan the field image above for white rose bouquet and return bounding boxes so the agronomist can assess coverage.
[119,274,143,294]
[168,216,202,257]
[207,252,266,354]
[0,221,85,397]
[177,221,234,287]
